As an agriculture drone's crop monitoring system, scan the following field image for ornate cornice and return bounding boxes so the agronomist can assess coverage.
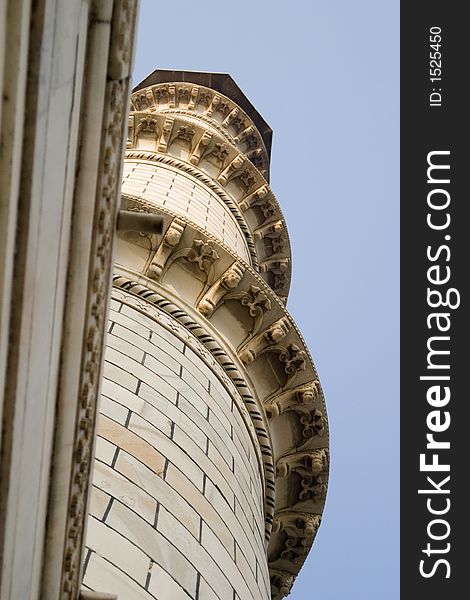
[124,138,292,300]
[130,83,269,177]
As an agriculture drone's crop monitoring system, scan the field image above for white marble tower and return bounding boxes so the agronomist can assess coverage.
[83,70,329,600]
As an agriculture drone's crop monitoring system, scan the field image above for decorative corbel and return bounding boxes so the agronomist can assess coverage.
[188,86,199,110]
[270,570,294,600]
[212,97,231,118]
[190,131,212,165]
[236,168,256,191]
[126,113,134,148]
[217,154,245,185]
[258,195,278,219]
[270,233,289,255]
[276,449,328,479]
[146,218,185,281]
[278,343,307,384]
[278,535,309,563]
[272,272,289,293]
[247,148,265,171]
[197,262,245,318]
[260,257,290,275]
[264,381,325,440]
[253,220,284,241]
[222,107,239,128]
[145,88,155,111]
[206,93,221,117]
[272,511,321,539]
[157,117,174,152]
[238,184,270,213]
[168,84,176,108]
[265,381,320,418]
[238,317,291,365]
[224,284,272,336]
[233,124,255,145]
[299,474,327,503]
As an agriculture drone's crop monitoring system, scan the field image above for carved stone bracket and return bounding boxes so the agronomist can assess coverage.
[265,381,320,418]
[189,131,212,165]
[272,511,321,540]
[146,218,185,281]
[238,184,270,213]
[197,262,246,318]
[278,344,307,384]
[275,449,328,516]
[253,219,284,242]
[276,449,329,479]
[260,258,290,275]
[233,124,255,145]
[269,511,322,576]
[265,381,326,442]
[270,570,294,600]
[238,317,291,365]
[217,154,245,185]
[157,117,174,152]
[299,474,327,503]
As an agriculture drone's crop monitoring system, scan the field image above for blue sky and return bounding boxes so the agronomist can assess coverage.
[133,1,399,598]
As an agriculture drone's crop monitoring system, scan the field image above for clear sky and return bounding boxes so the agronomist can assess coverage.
[133,1,399,598]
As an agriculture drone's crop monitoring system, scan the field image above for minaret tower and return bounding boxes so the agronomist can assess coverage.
[83,70,329,600]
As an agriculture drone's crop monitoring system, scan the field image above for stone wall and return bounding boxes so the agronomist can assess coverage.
[83,295,270,600]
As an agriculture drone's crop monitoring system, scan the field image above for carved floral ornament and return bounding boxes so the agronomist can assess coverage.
[130,83,269,174]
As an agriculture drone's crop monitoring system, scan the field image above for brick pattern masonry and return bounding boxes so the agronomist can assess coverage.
[83,297,271,600]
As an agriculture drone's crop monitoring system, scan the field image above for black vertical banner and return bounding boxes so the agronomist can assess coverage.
[401,4,468,599]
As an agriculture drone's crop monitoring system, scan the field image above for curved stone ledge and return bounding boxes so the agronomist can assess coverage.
[124,142,292,301]
[113,213,329,597]
[130,82,270,178]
